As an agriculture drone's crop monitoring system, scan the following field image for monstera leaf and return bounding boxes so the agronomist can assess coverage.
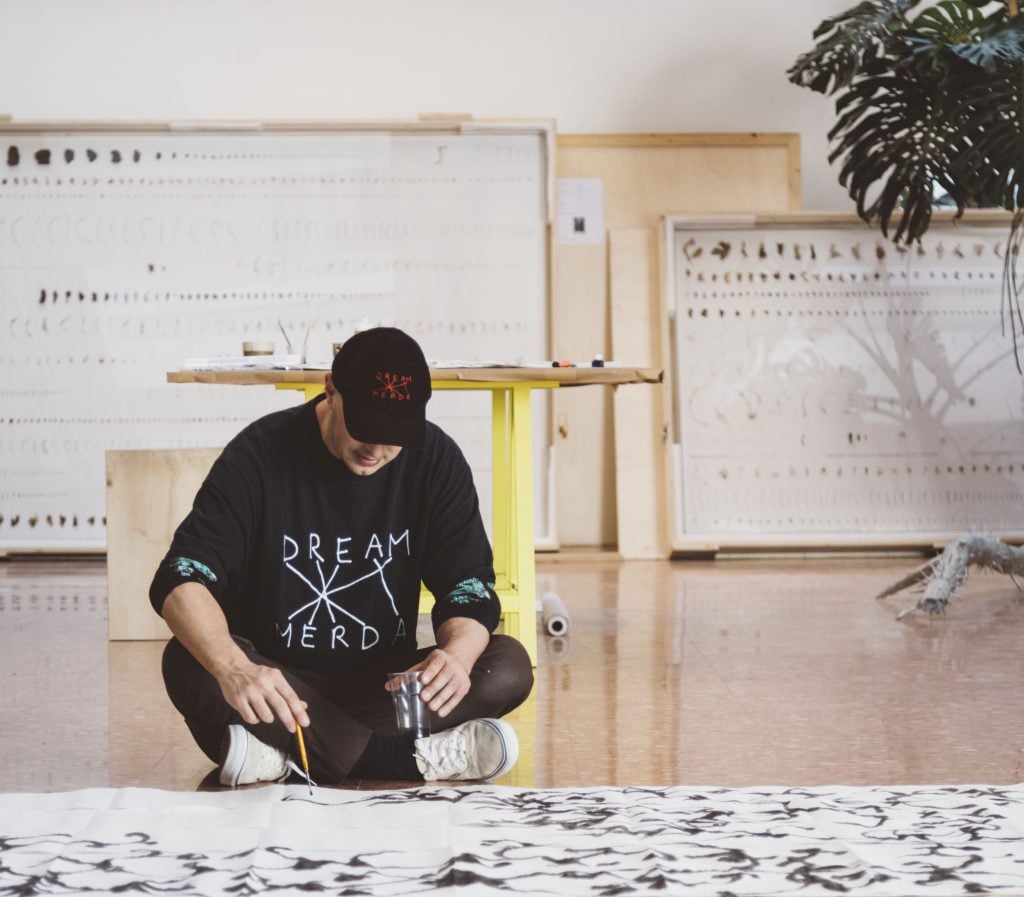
[949,73,1024,210]
[909,2,1024,71]
[827,50,977,242]
[791,0,1024,368]
[906,0,989,62]
[788,0,918,94]
[790,0,1024,240]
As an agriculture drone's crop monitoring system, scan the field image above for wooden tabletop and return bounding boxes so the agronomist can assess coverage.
[167,366,663,387]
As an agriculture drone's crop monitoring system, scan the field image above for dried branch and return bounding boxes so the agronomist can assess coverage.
[877,534,1024,619]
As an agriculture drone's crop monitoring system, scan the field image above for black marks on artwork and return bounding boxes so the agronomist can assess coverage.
[0,784,1022,893]
[711,241,731,261]
[2,145,139,166]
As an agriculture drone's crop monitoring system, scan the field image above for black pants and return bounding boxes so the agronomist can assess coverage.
[161,634,534,783]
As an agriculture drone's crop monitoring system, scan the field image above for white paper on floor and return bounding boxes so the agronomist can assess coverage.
[2,784,1024,896]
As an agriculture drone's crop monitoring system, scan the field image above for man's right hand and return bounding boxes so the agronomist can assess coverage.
[161,581,311,732]
[215,658,310,732]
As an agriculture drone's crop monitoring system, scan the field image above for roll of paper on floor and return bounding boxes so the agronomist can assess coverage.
[540,591,570,636]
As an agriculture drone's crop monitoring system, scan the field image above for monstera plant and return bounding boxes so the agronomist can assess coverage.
[788,0,1024,367]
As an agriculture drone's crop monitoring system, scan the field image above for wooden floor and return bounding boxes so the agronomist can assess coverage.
[2,552,1022,793]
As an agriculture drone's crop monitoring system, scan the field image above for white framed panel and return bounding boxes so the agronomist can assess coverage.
[0,122,553,550]
[665,212,1024,551]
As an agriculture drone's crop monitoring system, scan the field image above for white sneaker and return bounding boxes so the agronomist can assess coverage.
[218,724,292,787]
[413,718,519,782]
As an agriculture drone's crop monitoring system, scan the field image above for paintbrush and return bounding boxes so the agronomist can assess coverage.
[295,720,313,795]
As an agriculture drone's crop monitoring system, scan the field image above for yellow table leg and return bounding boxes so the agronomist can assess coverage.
[274,382,325,403]
[491,389,511,594]
[434,381,552,665]
[508,382,539,666]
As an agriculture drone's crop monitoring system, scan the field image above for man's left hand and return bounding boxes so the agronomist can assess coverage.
[403,616,489,717]
[409,648,472,717]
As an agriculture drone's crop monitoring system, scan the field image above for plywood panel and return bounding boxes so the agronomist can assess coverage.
[551,245,616,546]
[610,229,669,558]
[554,134,799,549]
[106,448,220,640]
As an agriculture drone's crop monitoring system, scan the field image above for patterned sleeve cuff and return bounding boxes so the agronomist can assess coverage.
[149,555,221,615]
[430,577,501,633]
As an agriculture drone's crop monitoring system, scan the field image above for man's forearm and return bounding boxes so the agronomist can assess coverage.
[435,616,489,671]
[161,581,308,729]
[161,582,250,679]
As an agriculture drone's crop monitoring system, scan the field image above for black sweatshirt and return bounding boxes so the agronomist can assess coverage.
[149,396,501,672]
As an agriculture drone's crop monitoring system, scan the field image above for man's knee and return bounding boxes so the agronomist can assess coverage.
[161,637,192,685]
[161,637,208,712]
[476,634,534,713]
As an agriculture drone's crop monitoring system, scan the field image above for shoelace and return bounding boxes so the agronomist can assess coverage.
[424,732,468,778]
[247,741,288,779]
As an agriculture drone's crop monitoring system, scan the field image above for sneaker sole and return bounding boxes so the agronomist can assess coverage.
[218,724,248,788]
[478,718,519,780]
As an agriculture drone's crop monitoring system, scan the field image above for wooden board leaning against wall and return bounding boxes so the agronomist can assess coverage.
[553,134,800,556]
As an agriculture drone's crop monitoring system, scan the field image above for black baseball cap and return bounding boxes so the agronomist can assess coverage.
[331,327,432,447]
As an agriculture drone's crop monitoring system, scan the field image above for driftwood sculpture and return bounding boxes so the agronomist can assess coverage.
[877,535,1024,621]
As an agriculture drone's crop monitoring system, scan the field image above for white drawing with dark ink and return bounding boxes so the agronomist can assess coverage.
[666,216,1024,548]
[3,783,1024,895]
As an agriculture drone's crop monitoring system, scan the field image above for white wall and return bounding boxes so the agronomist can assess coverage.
[3,0,856,210]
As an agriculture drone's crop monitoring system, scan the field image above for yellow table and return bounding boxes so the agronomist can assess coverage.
[168,366,663,664]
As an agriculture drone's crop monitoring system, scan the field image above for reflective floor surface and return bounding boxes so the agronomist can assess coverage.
[1,553,1022,793]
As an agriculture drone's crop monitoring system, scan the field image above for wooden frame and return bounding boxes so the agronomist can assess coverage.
[663,209,1022,554]
[553,132,800,555]
[0,116,557,554]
